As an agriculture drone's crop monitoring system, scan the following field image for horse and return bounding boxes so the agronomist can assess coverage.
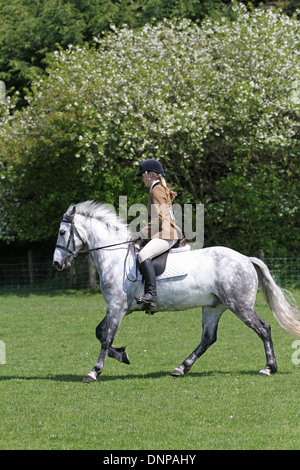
[52,200,300,383]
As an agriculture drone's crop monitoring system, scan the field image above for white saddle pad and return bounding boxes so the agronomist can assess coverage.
[127,245,190,281]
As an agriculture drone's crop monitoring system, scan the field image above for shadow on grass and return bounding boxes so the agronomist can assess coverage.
[0,369,290,383]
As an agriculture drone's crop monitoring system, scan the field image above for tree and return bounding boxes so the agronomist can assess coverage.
[0,0,87,106]
[0,4,299,255]
[2,0,298,107]
[0,0,224,106]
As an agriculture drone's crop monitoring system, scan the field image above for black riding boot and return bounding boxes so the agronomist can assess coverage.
[135,258,157,307]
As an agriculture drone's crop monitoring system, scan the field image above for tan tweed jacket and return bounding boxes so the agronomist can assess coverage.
[140,183,182,240]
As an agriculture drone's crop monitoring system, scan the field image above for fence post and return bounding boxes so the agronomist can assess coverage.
[89,257,97,289]
[28,249,33,286]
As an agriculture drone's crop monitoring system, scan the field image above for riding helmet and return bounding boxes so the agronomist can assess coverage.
[136,159,166,177]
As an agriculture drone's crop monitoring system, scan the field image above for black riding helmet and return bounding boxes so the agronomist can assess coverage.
[137,159,166,177]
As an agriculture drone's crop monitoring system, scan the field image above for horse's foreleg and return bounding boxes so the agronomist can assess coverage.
[108,346,130,364]
[171,304,226,376]
[83,308,126,383]
[94,317,130,364]
[83,345,108,382]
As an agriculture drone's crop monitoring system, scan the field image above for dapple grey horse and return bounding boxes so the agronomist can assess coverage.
[52,201,300,382]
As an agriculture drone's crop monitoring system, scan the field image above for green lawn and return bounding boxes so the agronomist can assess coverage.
[0,289,299,450]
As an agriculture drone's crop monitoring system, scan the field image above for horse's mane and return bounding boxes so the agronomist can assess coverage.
[66,200,128,234]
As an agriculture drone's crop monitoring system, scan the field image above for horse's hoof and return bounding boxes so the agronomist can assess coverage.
[170,367,184,377]
[123,352,130,365]
[82,371,98,383]
[258,368,271,376]
[114,346,130,365]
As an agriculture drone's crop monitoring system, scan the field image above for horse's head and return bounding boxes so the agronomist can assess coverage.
[52,205,86,271]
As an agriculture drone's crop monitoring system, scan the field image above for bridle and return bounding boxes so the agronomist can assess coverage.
[55,213,81,258]
[55,213,132,260]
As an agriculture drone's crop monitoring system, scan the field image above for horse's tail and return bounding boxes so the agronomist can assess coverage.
[250,257,300,336]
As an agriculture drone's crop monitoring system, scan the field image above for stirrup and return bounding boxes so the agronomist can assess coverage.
[134,294,157,307]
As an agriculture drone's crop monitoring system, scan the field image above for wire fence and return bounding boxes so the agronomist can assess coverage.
[0,256,299,293]
[264,258,300,288]
[0,256,97,293]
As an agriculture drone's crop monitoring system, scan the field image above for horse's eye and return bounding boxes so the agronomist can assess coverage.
[60,230,66,236]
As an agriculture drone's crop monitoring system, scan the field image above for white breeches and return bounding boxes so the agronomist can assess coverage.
[138,238,177,263]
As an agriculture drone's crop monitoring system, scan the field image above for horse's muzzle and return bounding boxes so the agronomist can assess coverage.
[53,260,65,271]
[52,249,72,271]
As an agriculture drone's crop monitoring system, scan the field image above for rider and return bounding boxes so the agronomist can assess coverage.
[133,159,182,307]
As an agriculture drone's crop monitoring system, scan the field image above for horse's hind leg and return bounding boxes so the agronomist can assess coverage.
[232,306,277,376]
[171,303,226,376]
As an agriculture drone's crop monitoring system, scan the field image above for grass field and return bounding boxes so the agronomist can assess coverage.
[0,289,300,450]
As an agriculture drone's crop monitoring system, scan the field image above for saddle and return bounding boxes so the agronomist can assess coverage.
[135,238,187,278]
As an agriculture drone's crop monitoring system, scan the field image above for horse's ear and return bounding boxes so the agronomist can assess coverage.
[62,205,76,223]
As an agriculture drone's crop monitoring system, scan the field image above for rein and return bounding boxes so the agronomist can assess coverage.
[55,216,132,259]
[56,240,133,259]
